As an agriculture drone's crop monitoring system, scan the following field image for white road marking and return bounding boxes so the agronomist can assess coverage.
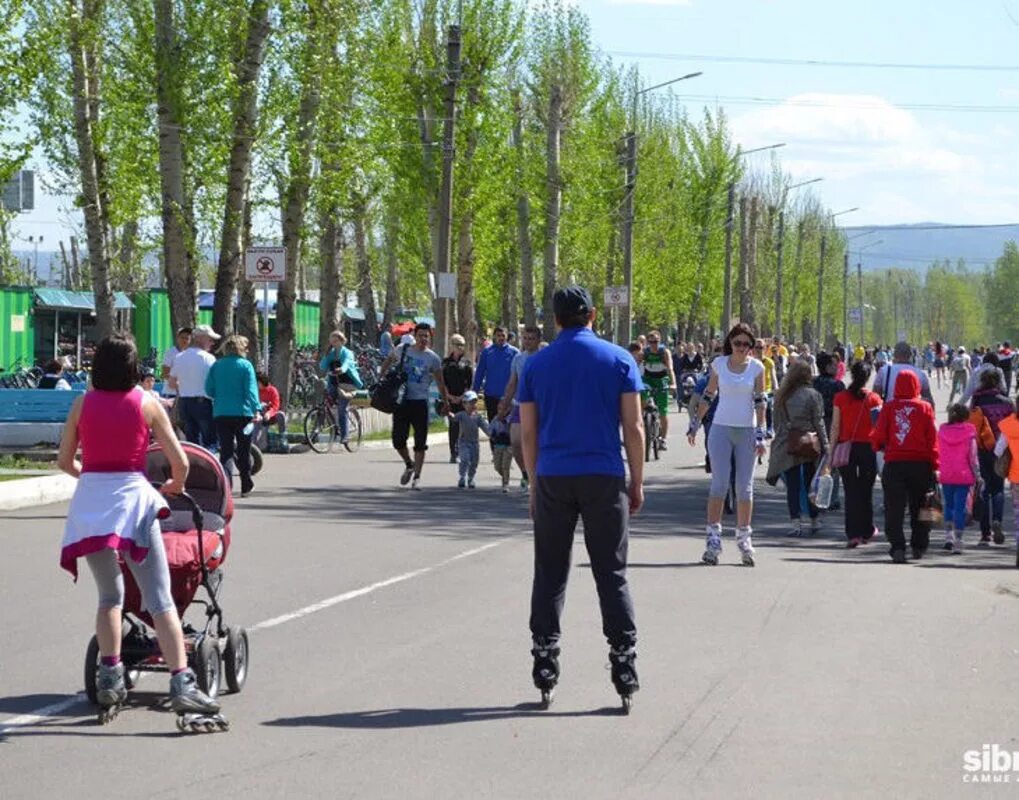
[0,539,507,733]
[249,540,505,631]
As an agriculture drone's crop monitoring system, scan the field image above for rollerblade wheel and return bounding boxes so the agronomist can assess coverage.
[621,695,632,715]
[539,689,553,710]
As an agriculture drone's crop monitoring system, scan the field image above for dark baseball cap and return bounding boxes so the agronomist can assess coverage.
[553,285,593,318]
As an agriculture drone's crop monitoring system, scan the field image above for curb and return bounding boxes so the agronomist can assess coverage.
[0,473,77,511]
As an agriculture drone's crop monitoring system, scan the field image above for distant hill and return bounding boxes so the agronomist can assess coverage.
[842,223,1019,273]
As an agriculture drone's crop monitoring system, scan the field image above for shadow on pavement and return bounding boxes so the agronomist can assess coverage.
[263,704,624,729]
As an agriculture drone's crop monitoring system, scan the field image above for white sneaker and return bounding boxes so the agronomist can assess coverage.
[411,477,421,491]
[502,485,509,494]
[788,518,803,537]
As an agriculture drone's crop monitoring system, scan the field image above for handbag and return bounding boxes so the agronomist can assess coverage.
[786,429,821,459]
[994,446,1012,479]
[830,396,868,469]
[918,478,943,524]
[369,345,409,415]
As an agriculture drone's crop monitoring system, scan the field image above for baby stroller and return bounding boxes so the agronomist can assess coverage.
[83,443,249,725]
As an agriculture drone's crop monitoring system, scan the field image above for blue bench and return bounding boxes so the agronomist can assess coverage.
[0,389,84,422]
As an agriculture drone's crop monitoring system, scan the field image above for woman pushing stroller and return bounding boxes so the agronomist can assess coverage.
[57,334,225,730]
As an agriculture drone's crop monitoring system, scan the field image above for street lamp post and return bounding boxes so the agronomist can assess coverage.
[720,142,786,333]
[775,177,822,339]
[853,239,883,344]
[816,207,858,349]
[621,71,702,342]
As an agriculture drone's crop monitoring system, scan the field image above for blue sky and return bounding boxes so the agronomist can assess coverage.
[578,0,1019,226]
[13,0,1019,251]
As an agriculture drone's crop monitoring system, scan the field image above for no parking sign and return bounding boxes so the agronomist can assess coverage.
[244,246,287,282]
[603,286,628,308]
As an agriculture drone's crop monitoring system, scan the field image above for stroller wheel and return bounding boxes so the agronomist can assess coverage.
[84,635,101,705]
[250,445,263,476]
[192,636,222,699]
[224,626,249,693]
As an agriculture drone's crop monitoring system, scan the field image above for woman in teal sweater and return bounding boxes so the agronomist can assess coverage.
[319,330,363,443]
[205,335,261,496]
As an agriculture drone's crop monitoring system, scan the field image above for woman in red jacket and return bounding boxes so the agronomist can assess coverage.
[871,370,939,563]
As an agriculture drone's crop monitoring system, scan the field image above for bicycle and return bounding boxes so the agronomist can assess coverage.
[643,399,661,462]
[303,385,363,454]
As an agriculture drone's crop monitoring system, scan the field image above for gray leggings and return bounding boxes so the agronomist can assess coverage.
[85,523,176,616]
[707,424,756,501]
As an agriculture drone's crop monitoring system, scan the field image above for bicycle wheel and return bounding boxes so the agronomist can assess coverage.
[644,418,653,462]
[304,406,338,453]
[343,407,363,452]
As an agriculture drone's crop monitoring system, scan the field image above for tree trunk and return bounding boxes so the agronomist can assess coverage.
[456,98,480,361]
[68,0,115,338]
[541,84,563,341]
[352,190,378,346]
[236,189,260,364]
[58,240,70,290]
[270,10,324,408]
[512,89,535,328]
[744,196,759,328]
[153,0,196,333]
[69,235,82,289]
[213,0,271,335]
[382,211,399,334]
[737,195,751,324]
[318,198,344,353]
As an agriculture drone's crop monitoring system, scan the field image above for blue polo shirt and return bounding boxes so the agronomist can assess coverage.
[472,342,519,398]
[518,327,643,477]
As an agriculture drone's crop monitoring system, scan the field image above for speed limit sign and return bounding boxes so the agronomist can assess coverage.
[603,286,629,307]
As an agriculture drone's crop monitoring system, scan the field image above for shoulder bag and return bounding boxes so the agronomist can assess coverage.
[830,394,867,468]
[785,391,822,459]
[370,344,410,415]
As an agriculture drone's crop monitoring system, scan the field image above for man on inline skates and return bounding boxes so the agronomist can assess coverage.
[519,286,645,712]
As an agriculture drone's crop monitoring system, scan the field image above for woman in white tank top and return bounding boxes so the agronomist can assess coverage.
[686,323,767,566]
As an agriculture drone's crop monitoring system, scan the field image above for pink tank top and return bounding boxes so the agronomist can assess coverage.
[79,388,149,473]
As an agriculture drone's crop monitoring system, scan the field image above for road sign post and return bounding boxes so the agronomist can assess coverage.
[603,286,629,344]
[245,246,287,370]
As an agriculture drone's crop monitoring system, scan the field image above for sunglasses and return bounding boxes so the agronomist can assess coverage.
[732,339,753,349]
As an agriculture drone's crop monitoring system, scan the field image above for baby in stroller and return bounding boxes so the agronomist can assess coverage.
[58,334,240,733]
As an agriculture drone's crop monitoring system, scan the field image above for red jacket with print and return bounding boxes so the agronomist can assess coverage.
[870,370,939,468]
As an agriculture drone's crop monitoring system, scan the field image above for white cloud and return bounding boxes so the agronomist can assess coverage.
[726,92,1019,224]
[605,0,690,5]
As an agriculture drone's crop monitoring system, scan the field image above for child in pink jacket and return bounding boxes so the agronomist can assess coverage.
[938,403,981,553]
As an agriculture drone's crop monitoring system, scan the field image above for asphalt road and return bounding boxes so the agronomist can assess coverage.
[3,378,1019,799]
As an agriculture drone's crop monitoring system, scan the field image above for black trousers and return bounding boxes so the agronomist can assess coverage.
[838,443,877,540]
[484,395,501,422]
[530,475,636,649]
[882,460,932,554]
[215,416,253,492]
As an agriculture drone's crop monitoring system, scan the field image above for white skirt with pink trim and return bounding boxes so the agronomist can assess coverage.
[60,471,168,580]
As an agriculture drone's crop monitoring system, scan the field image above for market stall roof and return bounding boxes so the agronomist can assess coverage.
[342,307,366,321]
[414,315,435,327]
[34,288,134,311]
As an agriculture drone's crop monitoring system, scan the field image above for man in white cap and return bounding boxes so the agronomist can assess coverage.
[948,345,971,404]
[171,324,221,449]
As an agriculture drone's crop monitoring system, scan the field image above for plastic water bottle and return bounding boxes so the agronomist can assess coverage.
[812,472,834,510]
[242,421,255,436]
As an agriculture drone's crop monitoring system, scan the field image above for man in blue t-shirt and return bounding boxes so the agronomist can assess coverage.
[518,285,645,707]
[472,326,519,422]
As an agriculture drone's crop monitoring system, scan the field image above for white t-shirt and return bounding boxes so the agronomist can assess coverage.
[161,346,180,395]
[170,348,216,398]
[711,355,764,428]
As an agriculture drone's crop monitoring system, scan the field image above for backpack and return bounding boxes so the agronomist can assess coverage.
[369,345,409,414]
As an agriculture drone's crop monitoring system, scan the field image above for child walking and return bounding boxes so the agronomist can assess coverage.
[449,391,490,488]
[489,415,513,492]
[938,403,980,554]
